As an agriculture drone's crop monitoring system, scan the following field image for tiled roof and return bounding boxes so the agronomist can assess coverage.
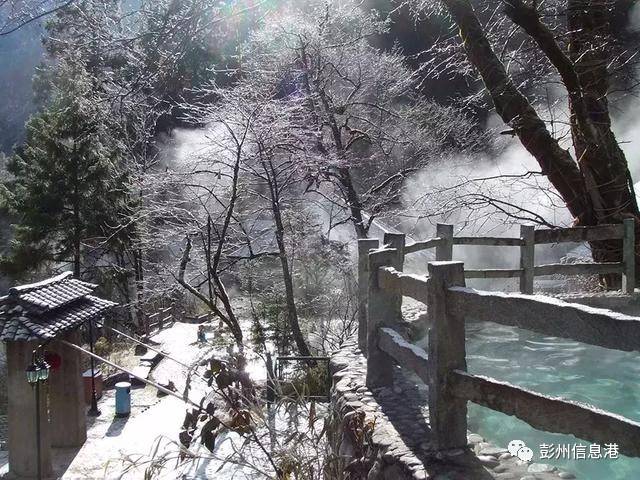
[0,272,117,342]
[10,271,97,313]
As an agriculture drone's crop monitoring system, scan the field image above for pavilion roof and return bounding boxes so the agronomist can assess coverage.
[0,272,117,342]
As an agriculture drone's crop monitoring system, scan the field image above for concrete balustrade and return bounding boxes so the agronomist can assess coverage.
[358,221,640,457]
[397,219,636,294]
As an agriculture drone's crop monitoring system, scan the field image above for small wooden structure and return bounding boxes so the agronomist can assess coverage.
[359,226,640,456]
[0,272,116,478]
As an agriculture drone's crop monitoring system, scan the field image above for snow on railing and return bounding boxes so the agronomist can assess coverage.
[364,220,635,295]
[358,237,640,455]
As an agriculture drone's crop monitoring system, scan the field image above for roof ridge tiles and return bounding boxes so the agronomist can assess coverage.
[8,271,74,295]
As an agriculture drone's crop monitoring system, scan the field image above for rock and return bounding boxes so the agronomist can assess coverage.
[134,344,147,355]
[383,463,405,480]
[479,445,508,456]
[558,472,576,479]
[467,433,484,444]
[139,350,163,366]
[499,452,512,460]
[495,474,518,480]
[156,380,176,397]
[419,442,431,451]
[477,441,492,451]
[413,468,429,480]
[336,383,353,394]
[372,430,393,447]
[527,463,556,474]
[393,386,403,394]
[493,465,508,473]
[476,455,499,468]
[400,454,420,465]
[382,451,396,464]
[519,477,536,480]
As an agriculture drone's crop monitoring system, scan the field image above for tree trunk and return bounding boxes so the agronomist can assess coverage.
[442,0,639,287]
[133,248,147,335]
[274,223,312,357]
[337,166,368,238]
[566,0,639,284]
[72,156,81,278]
[177,236,244,346]
[264,160,312,358]
[299,46,369,239]
[441,0,594,223]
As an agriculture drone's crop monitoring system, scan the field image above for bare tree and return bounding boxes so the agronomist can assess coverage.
[0,0,75,35]
[26,0,254,323]
[241,0,483,238]
[407,0,640,284]
[247,134,314,357]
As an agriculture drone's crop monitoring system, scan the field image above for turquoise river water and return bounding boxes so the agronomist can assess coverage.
[465,321,640,480]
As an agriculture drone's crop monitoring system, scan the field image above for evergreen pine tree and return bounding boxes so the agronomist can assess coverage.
[1,60,126,278]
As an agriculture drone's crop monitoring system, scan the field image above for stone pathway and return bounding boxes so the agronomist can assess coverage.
[0,322,236,479]
[330,344,578,480]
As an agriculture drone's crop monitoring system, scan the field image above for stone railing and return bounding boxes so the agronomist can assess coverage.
[357,223,636,352]
[360,236,640,456]
[362,220,635,297]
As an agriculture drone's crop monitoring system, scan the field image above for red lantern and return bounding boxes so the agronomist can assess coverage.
[44,351,62,371]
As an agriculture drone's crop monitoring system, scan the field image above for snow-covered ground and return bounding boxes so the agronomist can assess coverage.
[0,322,280,479]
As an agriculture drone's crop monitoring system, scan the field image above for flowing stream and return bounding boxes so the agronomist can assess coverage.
[465,321,640,479]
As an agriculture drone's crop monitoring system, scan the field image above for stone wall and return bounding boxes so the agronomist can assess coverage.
[327,344,577,480]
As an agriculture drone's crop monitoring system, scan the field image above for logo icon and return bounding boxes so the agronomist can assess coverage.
[517,446,534,462]
[508,439,533,462]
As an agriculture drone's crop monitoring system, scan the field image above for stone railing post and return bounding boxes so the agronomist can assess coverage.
[427,261,467,450]
[358,238,380,353]
[384,233,406,321]
[435,224,453,261]
[366,248,400,389]
[520,224,535,294]
[623,218,636,294]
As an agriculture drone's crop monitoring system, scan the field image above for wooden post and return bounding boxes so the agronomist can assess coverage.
[623,217,636,294]
[366,248,400,389]
[358,238,380,353]
[436,224,454,261]
[427,261,467,450]
[520,224,535,294]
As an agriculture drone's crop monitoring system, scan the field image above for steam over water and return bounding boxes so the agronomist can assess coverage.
[465,322,640,479]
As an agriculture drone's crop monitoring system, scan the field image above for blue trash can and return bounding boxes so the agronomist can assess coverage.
[115,381,131,417]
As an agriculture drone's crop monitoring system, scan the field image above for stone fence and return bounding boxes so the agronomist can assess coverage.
[360,229,640,458]
[361,220,635,298]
